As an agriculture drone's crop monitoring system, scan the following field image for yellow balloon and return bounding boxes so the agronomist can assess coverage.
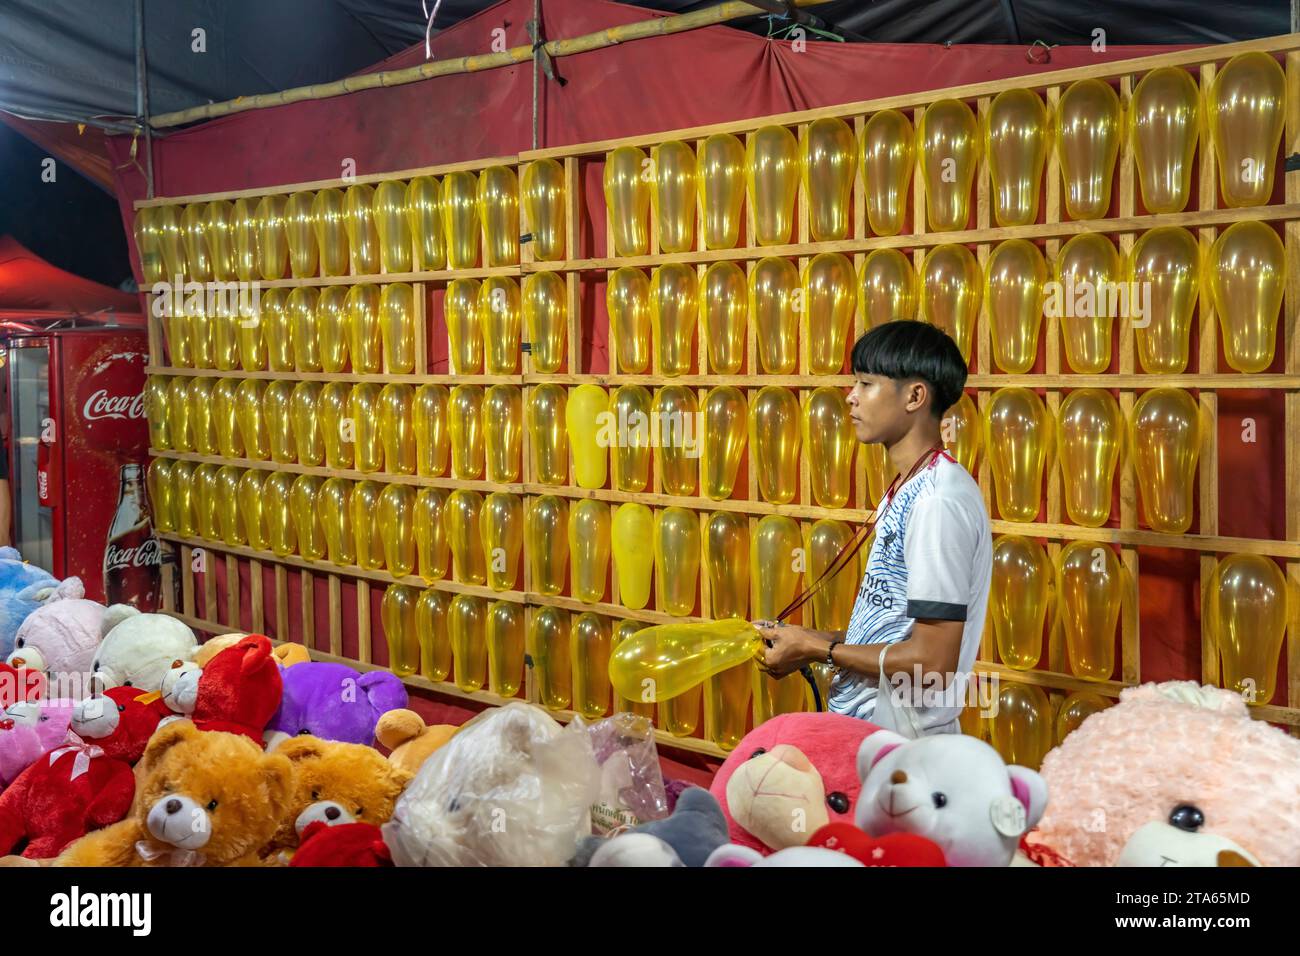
[750,386,801,505]
[611,385,652,492]
[1210,553,1289,704]
[133,206,165,285]
[611,502,653,610]
[567,385,609,490]
[255,195,288,281]
[414,488,448,582]
[352,480,385,571]
[702,386,747,501]
[291,474,326,561]
[1128,227,1200,374]
[192,464,221,540]
[655,508,700,617]
[237,293,266,373]
[480,492,523,592]
[651,263,698,376]
[1058,540,1122,681]
[211,379,244,460]
[752,514,802,620]
[862,441,898,507]
[805,387,854,509]
[807,519,858,630]
[188,377,218,456]
[449,594,488,693]
[1130,387,1200,534]
[344,184,379,275]
[985,89,1049,227]
[479,277,521,374]
[317,478,356,566]
[234,378,269,461]
[374,180,413,275]
[608,268,652,373]
[147,459,175,533]
[346,284,382,374]
[286,288,320,372]
[1209,51,1286,208]
[1057,388,1121,527]
[523,271,567,373]
[521,159,565,262]
[379,283,415,374]
[170,459,197,537]
[181,204,213,282]
[285,191,319,279]
[861,109,915,236]
[526,383,567,485]
[698,133,746,250]
[378,383,416,475]
[311,286,348,374]
[311,188,348,278]
[1053,232,1120,373]
[381,585,420,677]
[319,381,354,470]
[1209,220,1284,373]
[479,165,519,267]
[805,253,856,374]
[751,668,809,724]
[414,384,450,478]
[290,381,324,467]
[1055,692,1112,744]
[700,261,747,374]
[704,511,750,620]
[750,257,798,374]
[803,117,856,242]
[154,204,188,281]
[487,601,526,697]
[258,288,292,372]
[1057,79,1121,220]
[654,386,699,497]
[985,239,1045,373]
[613,620,656,719]
[416,588,452,681]
[569,499,611,604]
[483,384,522,483]
[661,684,703,737]
[166,376,192,452]
[188,302,215,370]
[238,469,269,550]
[442,171,481,269]
[349,383,384,474]
[406,176,446,271]
[609,618,759,702]
[571,612,613,719]
[990,681,1052,770]
[859,248,917,328]
[919,243,980,362]
[986,387,1051,522]
[445,278,483,374]
[264,471,297,556]
[449,384,485,480]
[210,299,241,372]
[919,99,979,232]
[231,199,260,283]
[1131,67,1200,214]
[604,146,650,257]
[204,200,237,282]
[990,535,1050,670]
[746,125,799,246]
[531,606,571,710]
[144,376,171,451]
[652,141,697,254]
[163,298,193,369]
[527,495,570,597]
[445,489,485,585]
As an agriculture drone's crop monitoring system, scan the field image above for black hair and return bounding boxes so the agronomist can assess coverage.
[849,319,967,419]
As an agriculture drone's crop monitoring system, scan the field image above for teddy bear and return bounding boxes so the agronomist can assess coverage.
[0,547,61,660]
[92,606,198,694]
[854,729,1049,867]
[5,577,105,699]
[50,720,295,866]
[266,661,408,747]
[157,635,282,744]
[709,712,881,855]
[290,820,393,867]
[261,734,411,863]
[383,701,600,867]
[194,633,311,669]
[374,708,458,775]
[705,823,948,867]
[0,686,170,858]
[570,786,729,867]
[1032,681,1300,867]
[0,698,76,788]
[0,662,45,708]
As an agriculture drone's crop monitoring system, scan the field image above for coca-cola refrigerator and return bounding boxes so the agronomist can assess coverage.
[4,328,160,609]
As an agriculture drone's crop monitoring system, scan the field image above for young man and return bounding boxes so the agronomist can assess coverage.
[756,320,992,735]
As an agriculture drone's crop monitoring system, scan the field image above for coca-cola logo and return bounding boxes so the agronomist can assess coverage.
[36,470,47,500]
[73,348,147,454]
[105,536,162,570]
[83,389,146,422]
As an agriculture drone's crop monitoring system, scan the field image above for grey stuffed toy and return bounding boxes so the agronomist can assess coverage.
[570,786,729,867]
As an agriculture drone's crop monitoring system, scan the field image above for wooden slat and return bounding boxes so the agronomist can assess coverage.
[300,569,316,651]
[249,558,264,632]
[274,564,289,642]
[357,579,372,664]
[225,554,239,629]
[328,574,343,658]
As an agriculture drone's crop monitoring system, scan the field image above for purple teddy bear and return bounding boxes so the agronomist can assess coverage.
[0,698,77,789]
[267,662,408,747]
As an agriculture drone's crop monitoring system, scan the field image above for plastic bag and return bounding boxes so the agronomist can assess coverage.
[573,712,668,834]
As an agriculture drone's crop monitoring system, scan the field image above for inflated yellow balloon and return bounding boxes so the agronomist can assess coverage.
[381,585,420,677]
[479,277,521,374]
[188,303,215,370]
[343,284,380,374]
[319,381,354,470]
[483,385,522,483]
[344,184,379,275]
[698,133,746,250]
[702,386,746,501]
[611,385,652,493]
[571,613,612,719]
[805,253,856,374]
[379,283,415,374]
[803,117,856,242]
[1058,540,1122,681]
[317,478,356,566]
[285,191,319,279]
[986,89,1049,227]
[374,180,413,275]
[204,201,237,282]
[651,263,697,376]
[613,620,656,719]
[187,377,218,456]
[290,381,324,467]
[1131,67,1200,214]
[1057,79,1121,220]
[521,159,565,262]
[1057,388,1121,527]
[154,204,187,281]
[569,499,610,604]
[406,176,446,271]
[254,289,289,373]
[231,199,259,283]
[986,387,1051,522]
[311,188,348,277]
[532,606,571,710]
[1128,227,1200,374]
[308,287,346,374]
[527,495,569,596]
[414,488,448,582]
[1209,52,1286,208]
[750,257,798,374]
[608,268,652,373]
[234,378,269,461]
[990,535,1050,670]
[163,299,193,369]
[807,519,858,630]
[349,383,384,474]
[611,502,653,610]
[487,601,526,697]
[1053,232,1120,373]
[255,195,288,280]
[449,384,485,480]
[181,204,213,282]
[380,484,417,575]
[192,464,221,540]
[166,376,192,452]
[752,514,802,621]
[566,385,609,490]
[750,386,801,504]
[444,489,484,585]
[1209,220,1284,373]
[480,492,522,592]
[523,271,567,373]
[609,618,759,703]
[699,261,746,374]
[144,376,170,450]
[449,594,488,693]
[654,386,699,496]
[802,389,853,510]
[985,239,1045,373]
[704,511,749,620]
[416,588,452,681]
[291,474,326,561]
[133,207,165,286]
[1210,553,1288,704]
[655,507,700,617]
[526,384,567,485]
[861,109,915,236]
[1130,387,1200,533]
[604,146,650,257]
[652,141,697,254]
[414,384,450,478]
[284,288,319,372]
[919,99,979,232]
[442,171,481,269]
[352,480,385,571]
[264,471,297,556]
[746,125,799,246]
[479,165,519,267]
[1055,692,1112,743]
[210,299,241,372]
[147,458,175,533]
[445,278,483,374]
[378,383,416,475]
[863,441,898,507]
[859,248,917,328]
[990,681,1052,770]
[919,244,980,362]
[238,468,269,551]
[170,459,197,537]
[236,297,266,373]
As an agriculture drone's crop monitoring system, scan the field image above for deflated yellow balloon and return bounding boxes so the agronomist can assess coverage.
[449,594,487,693]
[527,383,567,485]
[170,460,197,537]
[704,511,749,620]
[862,441,898,507]
[1131,67,1200,214]
[378,483,416,577]
[406,176,446,271]
[442,171,480,269]
[312,188,348,277]
[480,492,522,592]
[985,88,1048,227]
[352,480,385,571]
[803,117,856,242]
[486,601,525,697]
[319,381,354,470]
[567,385,609,489]
[654,386,699,497]
[1057,388,1121,527]
[985,239,1045,373]
[285,191,319,279]
[571,613,613,719]
[611,385,652,492]
[986,387,1051,522]
[861,109,915,237]
[608,618,759,702]
[234,379,269,461]
[919,99,979,232]
[859,248,917,327]
[344,184,379,275]
[608,268,651,373]
[1209,220,1284,373]
[752,669,809,724]
[255,195,288,280]
[346,284,382,374]
[611,502,653,610]
[521,159,565,262]
[147,459,175,533]
[652,141,697,254]
[1053,232,1120,374]
[604,146,650,257]
[1130,387,1200,534]
[750,386,801,504]
[750,257,798,374]
[291,475,326,561]
[698,133,746,250]
[1058,540,1122,681]
[805,253,856,374]
[752,515,802,621]
[523,271,567,373]
[990,681,1052,770]
[527,495,569,596]
[449,384,485,480]
[700,261,747,374]
[655,507,700,617]
[444,489,485,585]
[569,499,611,604]
[380,283,415,374]
[290,381,324,467]
[374,180,413,275]
[651,263,698,376]
[479,277,521,374]
[805,387,854,509]
[1055,692,1113,744]
[531,606,571,710]
[483,384,522,483]
[445,278,483,374]
[416,588,452,681]
[1057,79,1121,220]
[414,488,448,582]
[1209,51,1286,208]
[1209,553,1289,704]
[1128,227,1200,374]
[990,535,1050,670]
[378,383,416,475]
[919,243,980,362]
[317,478,356,566]
[807,519,858,631]
[414,384,449,478]
[263,380,296,464]
[349,383,384,474]
[381,585,420,677]
[746,125,799,246]
[264,471,297,556]
[703,386,746,501]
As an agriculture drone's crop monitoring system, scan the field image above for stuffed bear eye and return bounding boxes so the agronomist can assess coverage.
[826,791,850,814]
[311,790,320,801]
[123,681,133,687]
[1169,804,1203,832]
[448,798,461,813]
[206,799,219,811]
[931,792,947,809]
[14,638,22,648]
[93,660,99,671]
[116,703,126,713]
[749,748,767,759]
[355,807,364,816]
[297,729,311,736]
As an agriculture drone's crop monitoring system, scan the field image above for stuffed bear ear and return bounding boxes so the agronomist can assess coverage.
[101,604,141,638]
[0,546,21,561]
[274,735,327,763]
[357,670,409,716]
[260,751,296,809]
[52,577,85,602]
[1005,765,1049,830]
[704,844,764,868]
[139,719,199,774]
[855,729,908,783]
[374,708,425,751]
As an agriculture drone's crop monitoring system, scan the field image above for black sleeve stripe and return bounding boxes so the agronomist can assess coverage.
[907,600,968,622]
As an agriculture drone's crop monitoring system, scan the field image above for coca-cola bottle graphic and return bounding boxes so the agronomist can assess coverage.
[104,463,161,608]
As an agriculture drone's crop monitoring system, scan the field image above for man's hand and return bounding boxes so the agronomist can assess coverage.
[753,621,827,678]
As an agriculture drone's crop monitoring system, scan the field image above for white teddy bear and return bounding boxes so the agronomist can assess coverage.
[91,606,198,694]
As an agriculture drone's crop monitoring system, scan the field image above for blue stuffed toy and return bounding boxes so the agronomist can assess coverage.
[0,547,62,660]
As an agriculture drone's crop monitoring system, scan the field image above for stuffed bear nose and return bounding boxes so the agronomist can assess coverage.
[890,770,908,785]
[165,799,182,815]
[766,744,813,772]
[8,658,23,668]
[325,806,341,820]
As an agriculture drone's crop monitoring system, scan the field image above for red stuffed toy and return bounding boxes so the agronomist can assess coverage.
[192,635,282,743]
[290,820,392,868]
[0,686,169,858]
[807,822,947,867]
[0,662,44,709]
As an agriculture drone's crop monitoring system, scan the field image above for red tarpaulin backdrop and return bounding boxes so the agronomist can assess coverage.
[102,0,1285,773]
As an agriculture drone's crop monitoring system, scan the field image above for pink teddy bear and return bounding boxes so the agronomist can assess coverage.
[0,698,77,789]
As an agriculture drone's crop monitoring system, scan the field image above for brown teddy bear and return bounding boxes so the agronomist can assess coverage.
[195,633,311,668]
[262,735,411,863]
[49,721,294,867]
[375,708,458,776]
